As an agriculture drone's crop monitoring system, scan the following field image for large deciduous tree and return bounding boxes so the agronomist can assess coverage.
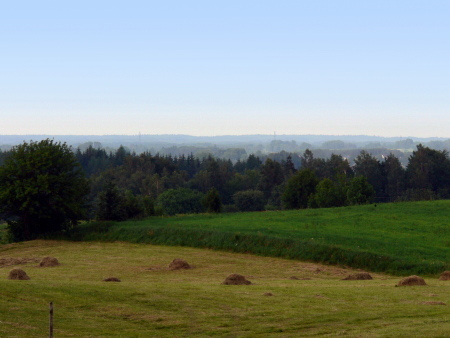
[0,139,89,241]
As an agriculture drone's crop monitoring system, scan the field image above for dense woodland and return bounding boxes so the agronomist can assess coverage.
[1,143,450,223]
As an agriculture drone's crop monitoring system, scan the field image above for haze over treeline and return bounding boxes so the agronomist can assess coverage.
[1,135,450,167]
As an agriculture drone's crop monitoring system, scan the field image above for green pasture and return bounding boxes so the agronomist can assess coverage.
[65,200,450,275]
[1,240,450,337]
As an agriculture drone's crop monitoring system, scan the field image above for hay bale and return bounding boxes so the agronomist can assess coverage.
[342,272,373,280]
[39,256,60,267]
[397,275,426,286]
[222,273,252,285]
[103,277,121,282]
[8,268,30,280]
[439,271,450,281]
[168,258,191,270]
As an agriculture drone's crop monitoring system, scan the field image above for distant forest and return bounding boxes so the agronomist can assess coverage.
[2,137,449,221]
[2,134,450,168]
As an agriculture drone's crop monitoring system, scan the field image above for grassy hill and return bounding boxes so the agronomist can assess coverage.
[2,240,450,336]
[63,200,450,276]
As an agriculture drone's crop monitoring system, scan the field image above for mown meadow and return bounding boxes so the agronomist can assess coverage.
[2,240,450,337]
[63,200,450,276]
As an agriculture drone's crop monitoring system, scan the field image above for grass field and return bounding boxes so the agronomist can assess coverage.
[1,240,450,337]
[65,200,450,275]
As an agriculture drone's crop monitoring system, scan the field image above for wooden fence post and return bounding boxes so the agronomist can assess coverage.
[49,302,53,338]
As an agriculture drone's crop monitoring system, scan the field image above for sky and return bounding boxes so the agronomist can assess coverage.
[1,1,449,137]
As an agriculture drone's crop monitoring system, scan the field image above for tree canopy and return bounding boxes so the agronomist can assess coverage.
[0,139,89,240]
[282,169,319,209]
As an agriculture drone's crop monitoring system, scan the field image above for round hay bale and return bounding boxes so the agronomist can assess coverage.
[168,258,191,270]
[397,275,426,287]
[342,272,373,280]
[222,273,252,285]
[439,271,450,281]
[103,277,121,282]
[39,256,60,267]
[8,268,30,280]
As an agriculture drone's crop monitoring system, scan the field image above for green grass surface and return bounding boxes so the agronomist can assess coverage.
[63,200,450,275]
[1,240,450,337]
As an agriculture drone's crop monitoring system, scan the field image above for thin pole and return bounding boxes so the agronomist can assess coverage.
[49,302,53,338]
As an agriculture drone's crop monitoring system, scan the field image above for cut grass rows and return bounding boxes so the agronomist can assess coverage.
[2,240,450,337]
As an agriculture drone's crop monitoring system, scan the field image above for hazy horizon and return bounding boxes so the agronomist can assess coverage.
[0,132,448,139]
[2,1,449,138]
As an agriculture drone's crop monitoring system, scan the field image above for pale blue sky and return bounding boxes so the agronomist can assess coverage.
[1,1,449,137]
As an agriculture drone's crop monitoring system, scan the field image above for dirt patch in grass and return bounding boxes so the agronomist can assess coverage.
[397,275,426,286]
[342,272,373,280]
[168,258,191,270]
[8,268,30,280]
[421,301,446,305]
[0,257,40,267]
[439,271,450,280]
[39,256,60,267]
[222,274,252,285]
[103,277,121,282]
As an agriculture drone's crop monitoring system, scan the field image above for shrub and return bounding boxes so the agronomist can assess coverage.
[233,190,265,212]
[157,188,205,216]
[222,204,239,213]
[396,189,438,202]
[313,178,348,208]
[141,196,156,216]
[203,188,222,213]
[96,182,128,221]
[346,176,375,205]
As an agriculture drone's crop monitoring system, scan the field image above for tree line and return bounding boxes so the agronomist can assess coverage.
[1,140,450,241]
[76,143,450,213]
